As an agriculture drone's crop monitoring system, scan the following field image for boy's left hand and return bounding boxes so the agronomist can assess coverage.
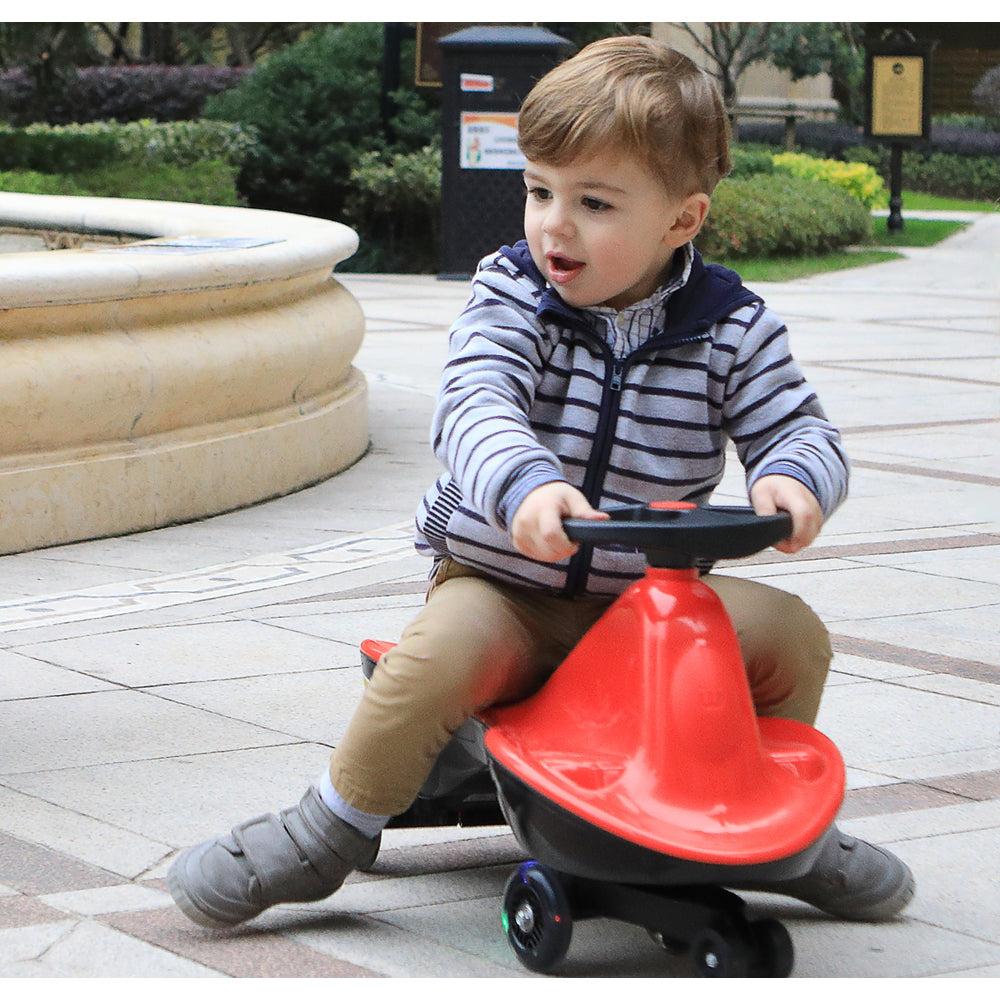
[749,474,824,554]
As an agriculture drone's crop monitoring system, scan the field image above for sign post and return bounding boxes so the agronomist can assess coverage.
[864,29,936,232]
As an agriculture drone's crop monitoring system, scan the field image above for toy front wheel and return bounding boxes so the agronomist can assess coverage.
[748,918,794,977]
[501,861,573,973]
[690,922,751,977]
[690,916,794,978]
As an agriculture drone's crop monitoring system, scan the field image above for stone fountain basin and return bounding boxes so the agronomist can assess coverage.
[0,193,367,554]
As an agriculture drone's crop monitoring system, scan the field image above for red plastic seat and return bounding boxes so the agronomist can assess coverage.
[483,565,845,867]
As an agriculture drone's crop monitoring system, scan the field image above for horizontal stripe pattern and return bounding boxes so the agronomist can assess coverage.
[415,243,849,595]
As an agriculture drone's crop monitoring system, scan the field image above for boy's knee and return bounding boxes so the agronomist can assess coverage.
[707,576,832,722]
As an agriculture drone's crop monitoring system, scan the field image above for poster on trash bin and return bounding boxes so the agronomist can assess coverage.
[459,112,525,170]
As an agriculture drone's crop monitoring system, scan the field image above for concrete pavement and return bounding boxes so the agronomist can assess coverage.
[1,211,999,978]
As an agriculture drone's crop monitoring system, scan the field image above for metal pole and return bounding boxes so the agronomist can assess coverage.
[888,143,904,232]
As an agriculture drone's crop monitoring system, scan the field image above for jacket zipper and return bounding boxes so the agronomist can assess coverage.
[560,330,713,597]
[563,353,627,597]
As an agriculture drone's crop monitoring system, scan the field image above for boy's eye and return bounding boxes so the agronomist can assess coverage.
[582,196,612,212]
[526,186,551,202]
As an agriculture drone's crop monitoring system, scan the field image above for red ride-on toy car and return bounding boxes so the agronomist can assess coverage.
[360,503,845,977]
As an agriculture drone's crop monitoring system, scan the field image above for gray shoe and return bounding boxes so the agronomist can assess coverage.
[167,785,380,928]
[740,826,914,921]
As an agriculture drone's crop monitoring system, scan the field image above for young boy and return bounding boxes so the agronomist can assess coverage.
[169,36,913,930]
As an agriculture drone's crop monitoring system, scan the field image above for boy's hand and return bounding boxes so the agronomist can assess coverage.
[749,474,824,554]
[510,482,609,562]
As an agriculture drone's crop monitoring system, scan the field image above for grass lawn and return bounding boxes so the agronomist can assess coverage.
[901,191,997,212]
[868,217,968,247]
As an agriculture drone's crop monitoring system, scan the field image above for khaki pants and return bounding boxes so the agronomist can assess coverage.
[329,558,832,816]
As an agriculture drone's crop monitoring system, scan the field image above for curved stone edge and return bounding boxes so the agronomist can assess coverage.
[0,192,360,307]
[0,371,369,556]
[0,193,369,554]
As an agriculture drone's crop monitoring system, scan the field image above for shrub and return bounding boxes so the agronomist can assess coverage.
[844,144,1000,201]
[342,141,441,272]
[697,173,872,259]
[728,144,776,178]
[203,22,439,222]
[738,118,1000,160]
[72,159,241,205]
[0,169,83,196]
[96,119,259,169]
[203,23,384,221]
[934,112,1000,132]
[772,151,888,209]
[0,64,247,125]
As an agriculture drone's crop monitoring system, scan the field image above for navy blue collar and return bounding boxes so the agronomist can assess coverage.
[498,240,759,346]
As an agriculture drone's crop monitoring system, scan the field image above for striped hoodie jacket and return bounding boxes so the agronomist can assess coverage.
[414,240,849,597]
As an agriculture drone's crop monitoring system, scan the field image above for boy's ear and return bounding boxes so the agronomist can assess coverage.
[666,193,711,245]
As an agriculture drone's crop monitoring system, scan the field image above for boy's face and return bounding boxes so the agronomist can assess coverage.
[523,151,708,312]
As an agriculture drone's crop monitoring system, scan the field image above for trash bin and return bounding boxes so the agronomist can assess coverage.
[438,26,572,279]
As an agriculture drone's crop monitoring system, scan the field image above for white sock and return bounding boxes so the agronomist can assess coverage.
[317,770,391,838]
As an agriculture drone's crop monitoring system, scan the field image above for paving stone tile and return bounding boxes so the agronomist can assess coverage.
[816,681,1000,766]
[284,910,522,978]
[840,782,969,819]
[833,607,1000,669]
[16,619,358,687]
[40,883,174,917]
[4,743,337,848]
[103,906,380,977]
[0,920,76,969]
[0,831,125,895]
[0,895,70,930]
[0,785,170,880]
[0,688,297,774]
[8,917,221,976]
[151,667,366,745]
[925,768,1000,802]
[742,897,1000,977]
[0,648,117,700]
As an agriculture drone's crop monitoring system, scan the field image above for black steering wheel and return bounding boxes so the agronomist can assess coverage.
[563,503,791,568]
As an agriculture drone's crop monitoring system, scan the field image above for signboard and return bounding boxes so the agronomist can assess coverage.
[865,34,935,143]
[870,55,924,137]
[459,111,525,170]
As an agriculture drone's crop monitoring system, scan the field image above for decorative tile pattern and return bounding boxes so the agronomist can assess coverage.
[2,220,1000,975]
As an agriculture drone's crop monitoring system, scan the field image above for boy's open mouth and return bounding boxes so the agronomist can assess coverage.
[546,253,585,284]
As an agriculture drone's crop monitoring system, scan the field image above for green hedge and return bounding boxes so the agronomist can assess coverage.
[0,120,248,207]
[0,125,120,172]
[843,145,1000,202]
[0,120,258,171]
[697,173,873,259]
[0,160,241,206]
[728,144,776,178]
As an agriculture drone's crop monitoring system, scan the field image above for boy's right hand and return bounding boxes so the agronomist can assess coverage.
[510,482,609,563]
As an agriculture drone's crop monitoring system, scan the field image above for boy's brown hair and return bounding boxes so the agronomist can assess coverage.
[517,35,731,197]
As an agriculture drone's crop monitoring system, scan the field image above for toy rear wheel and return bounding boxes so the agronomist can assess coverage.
[502,861,573,973]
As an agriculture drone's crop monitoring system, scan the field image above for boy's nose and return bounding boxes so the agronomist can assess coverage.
[542,202,574,237]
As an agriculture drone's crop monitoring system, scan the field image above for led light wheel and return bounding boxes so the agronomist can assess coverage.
[501,861,573,972]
